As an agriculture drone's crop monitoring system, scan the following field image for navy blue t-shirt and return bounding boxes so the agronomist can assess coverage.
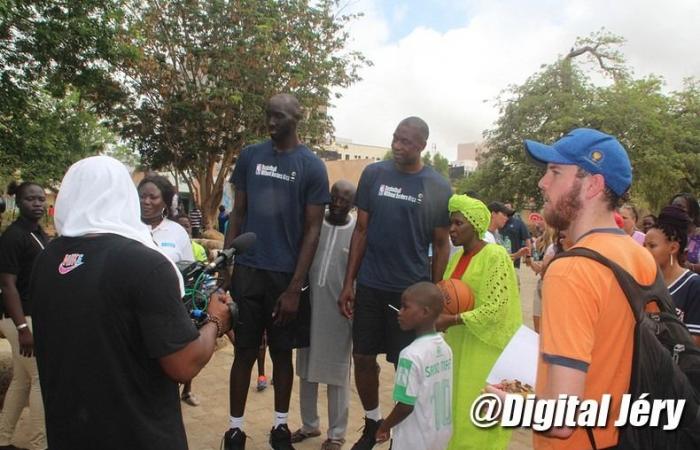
[502,215,531,268]
[230,140,330,273]
[356,160,452,292]
[670,270,700,336]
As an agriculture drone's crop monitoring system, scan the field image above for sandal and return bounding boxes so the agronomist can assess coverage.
[290,428,321,443]
[321,438,345,450]
[181,392,200,407]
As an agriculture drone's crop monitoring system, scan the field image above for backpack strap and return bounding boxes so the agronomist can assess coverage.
[549,247,673,322]
[585,427,598,450]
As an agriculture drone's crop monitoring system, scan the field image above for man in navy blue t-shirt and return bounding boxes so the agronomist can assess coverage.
[223,93,329,450]
[338,116,452,450]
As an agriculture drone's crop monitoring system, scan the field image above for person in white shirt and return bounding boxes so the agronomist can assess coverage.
[292,180,356,450]
[485,201,511,245]
[138,175,194,263]
[375,282,453,450]
[486,202,530,261]
[138,175,197,405]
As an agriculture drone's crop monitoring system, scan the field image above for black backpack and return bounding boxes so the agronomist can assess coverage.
[551,247,700,450]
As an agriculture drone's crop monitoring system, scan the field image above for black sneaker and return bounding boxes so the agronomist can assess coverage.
[350,417,383,450]
[269,424,295,450]
[223,427,246,450]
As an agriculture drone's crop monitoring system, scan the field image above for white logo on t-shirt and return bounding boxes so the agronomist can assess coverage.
[255,164,295,182]
[378,184,422,204]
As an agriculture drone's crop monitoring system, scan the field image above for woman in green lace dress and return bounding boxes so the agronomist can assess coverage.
[437,194,522,450]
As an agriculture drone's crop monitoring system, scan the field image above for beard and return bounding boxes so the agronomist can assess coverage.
[544,179,583,231]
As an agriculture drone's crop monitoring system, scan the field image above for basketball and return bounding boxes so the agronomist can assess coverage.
[437,279,475,315]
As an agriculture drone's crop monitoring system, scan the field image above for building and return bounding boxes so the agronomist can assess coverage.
[315,138,390,188]
[322,138,388,162]
[450,141,490,179]
[457,142,478,161]
[450,141,482,179]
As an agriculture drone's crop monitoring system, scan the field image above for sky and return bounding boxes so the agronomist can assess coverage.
[329,0,700,160]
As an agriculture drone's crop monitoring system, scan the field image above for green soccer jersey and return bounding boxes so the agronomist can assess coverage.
[392,333,453,450]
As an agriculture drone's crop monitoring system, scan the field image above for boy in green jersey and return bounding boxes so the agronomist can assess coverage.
[376,282,453,450]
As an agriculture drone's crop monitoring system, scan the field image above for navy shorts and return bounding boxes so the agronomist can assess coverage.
[352,283,415,364]
[229,264,310,352]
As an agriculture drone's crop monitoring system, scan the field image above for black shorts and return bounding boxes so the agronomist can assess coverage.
[352,283,415,364]
[229,264,310,352]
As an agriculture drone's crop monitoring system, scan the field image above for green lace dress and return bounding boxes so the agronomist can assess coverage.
[444,243,522,450]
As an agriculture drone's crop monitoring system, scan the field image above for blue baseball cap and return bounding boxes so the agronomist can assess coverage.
[524,128,632,196]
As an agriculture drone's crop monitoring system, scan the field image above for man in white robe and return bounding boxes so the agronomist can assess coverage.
[293,180,356,450]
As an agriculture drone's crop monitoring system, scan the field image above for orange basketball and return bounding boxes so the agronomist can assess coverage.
[437,279,475,315]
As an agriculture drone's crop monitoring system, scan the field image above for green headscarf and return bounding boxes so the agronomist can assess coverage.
[448,194,490,240]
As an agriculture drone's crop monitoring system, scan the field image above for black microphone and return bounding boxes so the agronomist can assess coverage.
[205,232,256,273]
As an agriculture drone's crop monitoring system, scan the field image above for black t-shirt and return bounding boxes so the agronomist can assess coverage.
[30,234,199,450]
[0,217,48,315]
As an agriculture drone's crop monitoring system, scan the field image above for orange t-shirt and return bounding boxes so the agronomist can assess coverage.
[534,230,657,450]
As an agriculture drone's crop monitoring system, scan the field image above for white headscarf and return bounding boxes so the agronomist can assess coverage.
[55,156,185,296]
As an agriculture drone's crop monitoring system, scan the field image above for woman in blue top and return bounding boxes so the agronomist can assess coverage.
[644,205,700,344]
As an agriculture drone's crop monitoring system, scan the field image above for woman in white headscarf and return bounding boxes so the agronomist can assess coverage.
[29,156,232,450]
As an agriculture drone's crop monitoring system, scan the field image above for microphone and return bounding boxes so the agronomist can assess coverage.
[205,232,256,273]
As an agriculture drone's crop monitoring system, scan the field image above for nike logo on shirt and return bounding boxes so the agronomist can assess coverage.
[58,253,85,275]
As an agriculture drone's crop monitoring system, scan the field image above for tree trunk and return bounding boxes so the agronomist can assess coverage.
[194,143,241,230]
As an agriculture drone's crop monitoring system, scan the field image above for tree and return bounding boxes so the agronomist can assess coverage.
[431,152,450,178]
[421,151,449,178]
[0,89,118,185]
[0,0,130,183]
[458,30,698,212]
[119,0,367,224]
[458,57,593,206]
[669,78,700,193]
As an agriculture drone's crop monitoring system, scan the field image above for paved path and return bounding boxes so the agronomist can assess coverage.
[3,267,538,450]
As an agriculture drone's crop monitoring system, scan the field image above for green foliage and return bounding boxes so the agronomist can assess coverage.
[459,31,700,212]
[0,0,128,111]
[420,151,449,178]
[431,152,450,178]
[0,0,129,184]
[119,0,368,222]
[0,89,116,185]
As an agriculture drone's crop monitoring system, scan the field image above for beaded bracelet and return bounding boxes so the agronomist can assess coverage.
[207,315,224,338]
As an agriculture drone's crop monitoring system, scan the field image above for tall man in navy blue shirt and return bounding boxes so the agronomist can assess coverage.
[223,93,330,450]
[338,116,452,450]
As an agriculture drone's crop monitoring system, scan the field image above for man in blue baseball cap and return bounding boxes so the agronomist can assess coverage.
[523,129,657,449]
[524,128,632,230]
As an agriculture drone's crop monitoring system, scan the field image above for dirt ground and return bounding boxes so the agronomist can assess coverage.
[0,267,538,450]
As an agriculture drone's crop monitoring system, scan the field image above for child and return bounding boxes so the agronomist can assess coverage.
[375,282,453,450]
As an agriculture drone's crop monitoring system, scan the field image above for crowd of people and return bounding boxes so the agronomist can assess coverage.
[0,92,698,450]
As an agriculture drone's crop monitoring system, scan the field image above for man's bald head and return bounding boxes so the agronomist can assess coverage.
[328,179,356,225]
[398,116,429,143]
[267,93,303,121]
[332,179,356,197]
